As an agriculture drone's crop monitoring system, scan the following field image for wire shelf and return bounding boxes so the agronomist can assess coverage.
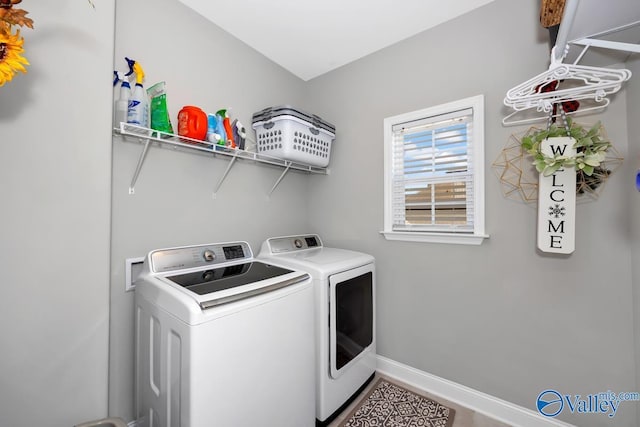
[114,123,328,196]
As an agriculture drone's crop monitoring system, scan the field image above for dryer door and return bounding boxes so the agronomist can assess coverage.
[329,263,374,379]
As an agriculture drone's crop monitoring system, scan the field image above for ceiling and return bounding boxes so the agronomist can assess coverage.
[177,0,497,81]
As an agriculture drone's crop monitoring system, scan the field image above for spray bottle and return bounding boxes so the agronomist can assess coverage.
[113,70,131,129]
[126,57,149,127]
[216,108,235,148]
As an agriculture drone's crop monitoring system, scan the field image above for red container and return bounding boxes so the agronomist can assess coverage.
[178,106,208,141]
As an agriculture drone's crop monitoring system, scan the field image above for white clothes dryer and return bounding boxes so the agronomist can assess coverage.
[134,241,315,427]
[258,234,376,425]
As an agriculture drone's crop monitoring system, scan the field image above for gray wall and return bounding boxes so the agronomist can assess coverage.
[626,56,640,425]
[108,0,310,419]
[304,1,638,426]
[1,1,637,426]
[0,1,115,426]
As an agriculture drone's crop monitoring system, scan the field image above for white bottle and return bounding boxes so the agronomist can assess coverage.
[113,80,131,128]
[127,82,149,127]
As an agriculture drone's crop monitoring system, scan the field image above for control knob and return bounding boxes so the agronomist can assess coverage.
[203,249,216,262]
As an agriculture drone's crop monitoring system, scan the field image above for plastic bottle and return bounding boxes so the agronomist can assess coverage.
[214,111,227,147]
[207,113,222,144]
[126,58,149,127]
[127,82,148,126]
[177,106,207,141]
[113,72,131,128]
[217,109,235,148]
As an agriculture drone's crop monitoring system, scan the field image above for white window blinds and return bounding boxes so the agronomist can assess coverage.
[391,108,475,233]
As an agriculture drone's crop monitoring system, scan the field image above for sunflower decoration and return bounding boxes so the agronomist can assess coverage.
[0,0,32,87]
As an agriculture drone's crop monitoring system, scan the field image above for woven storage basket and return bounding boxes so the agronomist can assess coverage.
[540,0,566,27]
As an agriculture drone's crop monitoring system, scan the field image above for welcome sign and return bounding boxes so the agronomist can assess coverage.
[537,137,576,254]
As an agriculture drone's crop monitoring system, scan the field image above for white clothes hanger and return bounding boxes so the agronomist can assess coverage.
[502,97,609,126]
[504,46,631,110]
[502,46,631,126]
[503,0,637,126]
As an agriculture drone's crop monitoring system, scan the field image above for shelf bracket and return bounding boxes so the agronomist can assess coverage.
[268,163,292,197]
[213,155,238,198]
[129,137,152,194]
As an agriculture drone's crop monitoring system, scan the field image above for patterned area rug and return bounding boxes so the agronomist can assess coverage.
[340,378,455,427]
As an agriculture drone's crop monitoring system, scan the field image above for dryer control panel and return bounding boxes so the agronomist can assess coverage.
[149,241,253,273]
[263,234,323,254]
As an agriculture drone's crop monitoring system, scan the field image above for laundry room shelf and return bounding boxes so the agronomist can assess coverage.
[113,123,328,196]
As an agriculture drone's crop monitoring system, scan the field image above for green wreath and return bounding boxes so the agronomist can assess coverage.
[520,117,611,177]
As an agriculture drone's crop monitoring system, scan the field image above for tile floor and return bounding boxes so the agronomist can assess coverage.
[327,372,513,427]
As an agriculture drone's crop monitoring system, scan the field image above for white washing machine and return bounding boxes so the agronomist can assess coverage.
[258,234,376,425]
[134,241,315,427]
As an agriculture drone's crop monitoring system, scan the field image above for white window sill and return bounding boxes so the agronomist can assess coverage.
[380,231,489,245]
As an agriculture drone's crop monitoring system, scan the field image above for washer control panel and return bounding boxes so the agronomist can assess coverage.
[265,234,323,254]
[149,241,252,273]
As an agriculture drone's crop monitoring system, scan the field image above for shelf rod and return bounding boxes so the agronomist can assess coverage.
[571,38,640,54]
[129,138,151,194]
[268,163,292,196]
[213,155,238,198]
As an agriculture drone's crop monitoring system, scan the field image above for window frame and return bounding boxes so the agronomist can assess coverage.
[381,95,488,245]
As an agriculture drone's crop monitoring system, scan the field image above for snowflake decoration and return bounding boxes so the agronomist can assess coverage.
[548,204,565,218]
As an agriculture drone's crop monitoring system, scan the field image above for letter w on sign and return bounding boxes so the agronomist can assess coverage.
[537,137,576,254]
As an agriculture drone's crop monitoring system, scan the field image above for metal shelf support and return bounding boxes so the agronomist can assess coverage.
[268,163,292,197]
[129,137,151,195]
[213,155,238,199]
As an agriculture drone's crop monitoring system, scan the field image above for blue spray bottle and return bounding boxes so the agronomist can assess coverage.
[125,57,149,127]
[113,71,131,128]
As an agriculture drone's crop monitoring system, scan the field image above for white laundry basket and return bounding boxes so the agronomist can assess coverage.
[252,106,335,168]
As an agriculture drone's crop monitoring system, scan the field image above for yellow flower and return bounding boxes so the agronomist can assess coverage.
[0,27,29,87]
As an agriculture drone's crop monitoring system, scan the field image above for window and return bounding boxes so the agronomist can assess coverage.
[382,95,488,245]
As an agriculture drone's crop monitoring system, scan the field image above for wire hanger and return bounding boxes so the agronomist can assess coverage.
[503,97,610,126]
[502,46,632,126]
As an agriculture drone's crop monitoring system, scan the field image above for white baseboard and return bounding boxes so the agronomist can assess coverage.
[376,355,575,427]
